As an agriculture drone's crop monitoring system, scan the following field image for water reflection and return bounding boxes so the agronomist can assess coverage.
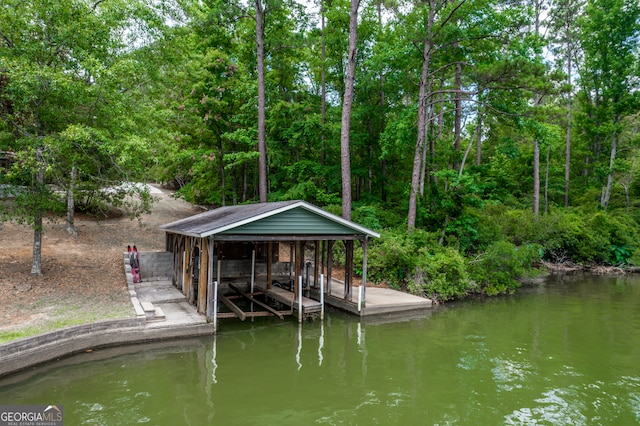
[318,321,324,366]
[505,376,640,425]
[491,356,533,392]
[1,274,640,425]
[211,335,217,384]
[296,323,302,370]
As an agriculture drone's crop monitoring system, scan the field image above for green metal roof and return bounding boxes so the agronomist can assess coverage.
[160,200,380,239]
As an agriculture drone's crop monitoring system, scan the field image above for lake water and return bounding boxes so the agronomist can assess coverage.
[1,273,639,425]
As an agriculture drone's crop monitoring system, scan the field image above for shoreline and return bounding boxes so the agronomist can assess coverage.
[3,262,638,379]
[0,252,215,379]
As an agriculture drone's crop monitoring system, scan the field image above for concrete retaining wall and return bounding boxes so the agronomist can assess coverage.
[0,250,213,379]
[0,318,143,377]
[0,316,214,378]
[139,251,172,280]
[124,251,172,281]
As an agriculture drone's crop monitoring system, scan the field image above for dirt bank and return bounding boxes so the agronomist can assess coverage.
[0,185,199,340]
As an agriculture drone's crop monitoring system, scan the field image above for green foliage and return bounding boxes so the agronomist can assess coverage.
[0,0,638,292]
[364,229,471,302]
[474,203,640,266]
[409,247,471,303]
[469,241,543,296]
[366,229,429,289]
[352,205,383,231]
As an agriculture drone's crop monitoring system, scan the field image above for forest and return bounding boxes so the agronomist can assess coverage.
[1,0,639,302]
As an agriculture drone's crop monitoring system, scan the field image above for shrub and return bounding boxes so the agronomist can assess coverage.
[532,208,639,265]
[469,241,542,296]
[534,209,591,263]
[409,246,471,303]
[365,229,426,289]
[498,209,537,246]
[352,205,382,231]
[586,211,638,265]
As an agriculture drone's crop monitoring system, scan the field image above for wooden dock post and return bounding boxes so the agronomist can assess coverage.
[214,259,221,333]
[250,249,256,313]
[298,275,303,323]
[250,249,256,294]
[213,280,218,333]
[207,279,213,319]
[320,274,325,321]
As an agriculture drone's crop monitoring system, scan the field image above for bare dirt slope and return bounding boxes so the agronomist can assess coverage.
[0,185,200,339]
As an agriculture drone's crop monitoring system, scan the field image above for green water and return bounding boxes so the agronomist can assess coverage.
[1,273,640,425]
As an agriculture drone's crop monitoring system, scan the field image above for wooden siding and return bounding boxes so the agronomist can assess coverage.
[219,208,356,236]
[197,238,209,313]
[160,200,380,239]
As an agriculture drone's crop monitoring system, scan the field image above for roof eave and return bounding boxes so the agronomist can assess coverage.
[161,200,381,239]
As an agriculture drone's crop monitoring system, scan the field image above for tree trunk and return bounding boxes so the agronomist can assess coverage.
[533,136,540,216]
[458,136,474,178]
[377,0,386,201]
[419,127,429,196]
[476,97,483,166]
[420,86,434,196]
[564,49,572,207]
[601,129,617,209]
[532,2,542,217]
[453,59,462,170]
[545,142,551,214]
[340,0,360,221]
[256,0,268,203]
[31,146,44,276]
[408,1,435,230]
[321,0,327,167]
[66,163,77,237]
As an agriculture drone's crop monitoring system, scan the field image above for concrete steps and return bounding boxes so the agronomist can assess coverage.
[140,301,166,322]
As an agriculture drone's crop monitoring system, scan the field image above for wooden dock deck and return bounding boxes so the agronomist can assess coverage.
[212,279,430,324]
[214,284,291,321]
[259,285,322,315]
[322,279,432,315]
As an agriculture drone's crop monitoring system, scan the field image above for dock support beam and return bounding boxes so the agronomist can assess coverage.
[298,275,303,323]
[213,280,218,333]
[320,274,325,320]
[361,236,368,308]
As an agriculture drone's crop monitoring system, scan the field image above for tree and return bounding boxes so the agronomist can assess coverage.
[549,0,584,207]
[340,0,361,220]
[577,0,640,209]
[256,0,268,202]
[0,0,162,274]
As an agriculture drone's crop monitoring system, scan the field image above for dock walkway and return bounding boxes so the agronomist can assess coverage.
[322,279,432,316]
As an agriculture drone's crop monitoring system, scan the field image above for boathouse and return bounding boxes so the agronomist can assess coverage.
[160,200,380,322]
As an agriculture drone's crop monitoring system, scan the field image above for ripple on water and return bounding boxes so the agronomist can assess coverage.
[505,386,587,425]
[490,357,533,392]
[504,376,640,425]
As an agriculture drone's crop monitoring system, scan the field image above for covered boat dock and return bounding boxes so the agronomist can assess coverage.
[160,200,387,331]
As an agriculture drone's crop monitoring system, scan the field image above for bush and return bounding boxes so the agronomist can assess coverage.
[586,211,638,265]
[533,208,639,265]
[469,241,542,296]
[534,209,591,263]
[409,246,471,303]
[365,228,429,289]
[352,205,382,231]
[364,229,471,302]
